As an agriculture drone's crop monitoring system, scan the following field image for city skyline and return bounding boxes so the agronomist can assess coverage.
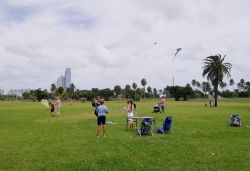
[56,68,71,90]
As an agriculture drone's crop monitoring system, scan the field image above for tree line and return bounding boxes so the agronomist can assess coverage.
[1,76,248,103]
[1,54,249,107]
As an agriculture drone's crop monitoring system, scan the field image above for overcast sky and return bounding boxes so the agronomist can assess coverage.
[0,0,250,92]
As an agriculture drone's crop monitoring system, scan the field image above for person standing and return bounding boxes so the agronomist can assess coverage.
[159,96,166,114]
[125,100,135,128]
[92,97,100,117]
[55,97,61,116]
[96,98,108,138]
[49,102,55,116]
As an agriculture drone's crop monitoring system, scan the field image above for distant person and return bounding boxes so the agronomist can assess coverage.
[96,98,108,138]
[159,96,166,113]
[69,99,73,106]
[55,97,61,116]
[92,97,100,117]
[209,96,214,107]
[124,100,135,128]
[49,102,55,116]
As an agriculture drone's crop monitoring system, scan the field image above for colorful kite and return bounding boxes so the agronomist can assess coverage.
[173,48,182,61]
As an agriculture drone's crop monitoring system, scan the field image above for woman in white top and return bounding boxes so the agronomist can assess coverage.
[126,100,134,128]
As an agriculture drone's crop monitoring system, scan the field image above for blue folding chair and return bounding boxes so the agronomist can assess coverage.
[156,116,172,133]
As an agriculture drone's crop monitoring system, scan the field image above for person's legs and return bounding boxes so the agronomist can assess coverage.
[102,125,106,136]
[129,121,134,128]
[97,125,101,137]
[97,117,101,137]
[162,105,165,113]
[55,108,60,116]
[102,116,106,136]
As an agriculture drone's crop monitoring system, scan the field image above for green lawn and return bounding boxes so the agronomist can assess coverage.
[0,99,250,171]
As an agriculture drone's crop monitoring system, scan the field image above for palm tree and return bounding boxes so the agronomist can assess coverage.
[229,79,235,90]
[50,83,56,93]
[202,54,232,107]
[114,85,122,98]
[132,83,137,90]
[57,87,64,95]
[191,79,201,89]
[191,79,196,89]
[220,82,227,91]
[201,81,211,95]
[69,83,75,99]
[237,79,245,91]
[153,88,157,99]
[147,86,152,98]
[124,84,131,99]
[132,83,137,100]
[196,81,201,89]
[141,78,147,99]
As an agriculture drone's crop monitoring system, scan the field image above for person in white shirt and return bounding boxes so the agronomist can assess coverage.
[55,97,61,116]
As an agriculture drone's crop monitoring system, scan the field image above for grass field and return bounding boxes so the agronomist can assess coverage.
[0,99,250,171]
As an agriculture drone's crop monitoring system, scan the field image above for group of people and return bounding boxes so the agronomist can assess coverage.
[51,96,166,138]
[49,97,61,117]
[92,97,166,138]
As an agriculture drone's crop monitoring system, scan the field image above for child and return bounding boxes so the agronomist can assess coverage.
[125,100,134,129]
[55,97,61,116]
[50,102,55,116]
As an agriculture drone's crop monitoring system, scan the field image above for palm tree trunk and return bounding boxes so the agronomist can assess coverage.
[214,75,219,107]
[214,84,218,107]
[143,86,145,99]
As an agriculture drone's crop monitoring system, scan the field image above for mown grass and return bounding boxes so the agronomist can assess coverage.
[0,99,250,171]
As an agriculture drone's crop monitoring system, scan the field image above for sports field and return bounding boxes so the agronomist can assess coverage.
[0,99,250,171]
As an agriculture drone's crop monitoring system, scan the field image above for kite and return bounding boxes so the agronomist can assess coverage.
[173,48,182,61]
[41,99,49,108]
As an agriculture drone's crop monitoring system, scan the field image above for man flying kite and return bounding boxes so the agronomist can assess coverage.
[173,48,182,61]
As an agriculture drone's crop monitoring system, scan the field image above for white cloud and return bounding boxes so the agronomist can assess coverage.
[0,0,250,92]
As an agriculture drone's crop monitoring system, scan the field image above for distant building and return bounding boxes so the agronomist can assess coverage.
[54,68,71,90]
[64,68,71,89]
[0,89,4,95]
[56,76,65,88]
[8,89,30,96]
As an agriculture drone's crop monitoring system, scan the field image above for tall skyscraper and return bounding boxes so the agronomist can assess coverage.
[0,89,4,95]
[57,76,65,88]
[64,68,71,89]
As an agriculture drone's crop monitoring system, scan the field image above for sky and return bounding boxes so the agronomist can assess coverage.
[1,0,250,93]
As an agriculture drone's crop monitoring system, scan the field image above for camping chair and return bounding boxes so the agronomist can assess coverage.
[228,114,241,127]
[156,116,172,133]
[137,118,153,136]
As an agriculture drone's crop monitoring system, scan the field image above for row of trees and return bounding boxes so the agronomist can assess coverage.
[15,75,249,103]
[20,80,160,102]
[191,78,250,98]
[2,54,250,107]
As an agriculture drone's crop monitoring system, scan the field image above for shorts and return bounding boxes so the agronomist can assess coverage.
[160,105,165,111]
[97,115,106,125]
[128,113,134,123]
